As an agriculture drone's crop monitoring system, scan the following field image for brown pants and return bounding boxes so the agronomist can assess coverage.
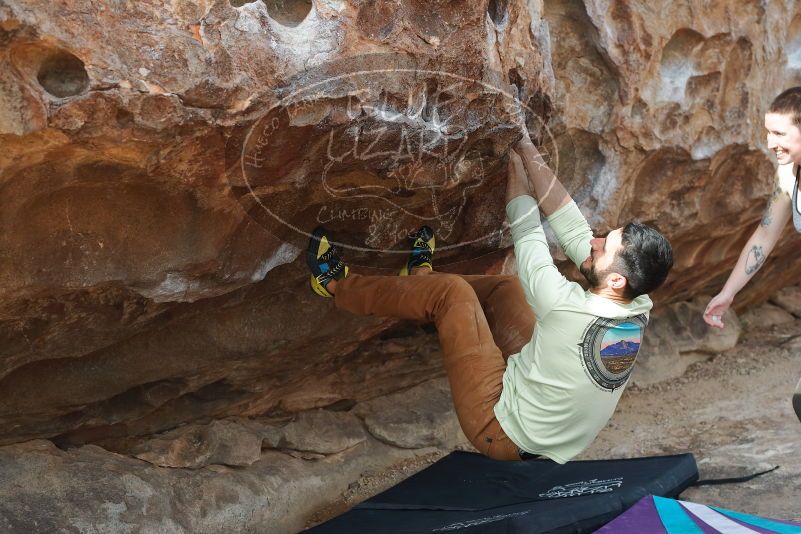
[335,272,535,460]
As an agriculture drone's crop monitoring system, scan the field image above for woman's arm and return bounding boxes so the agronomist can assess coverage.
[703,180,792,328]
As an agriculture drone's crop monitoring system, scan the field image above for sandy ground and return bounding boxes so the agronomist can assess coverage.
[309,317,801,528]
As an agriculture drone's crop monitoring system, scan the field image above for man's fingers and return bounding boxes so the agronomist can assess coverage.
[508,150,524,167]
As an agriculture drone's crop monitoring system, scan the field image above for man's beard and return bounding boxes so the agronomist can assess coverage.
[580,261,606,288]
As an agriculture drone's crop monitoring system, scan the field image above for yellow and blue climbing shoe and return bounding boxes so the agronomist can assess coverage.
[399,226,435,276]
[307,227,349,298]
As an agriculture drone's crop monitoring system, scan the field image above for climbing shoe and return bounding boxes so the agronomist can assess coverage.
[307,227,348,298]
[794,375,801,423]
[399,225,435,276]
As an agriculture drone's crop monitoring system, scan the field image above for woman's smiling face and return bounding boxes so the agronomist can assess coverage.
[765,112,801,165]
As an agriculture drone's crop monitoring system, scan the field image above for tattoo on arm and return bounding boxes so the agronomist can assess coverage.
[745,245,766,275]
[760,187,781,227]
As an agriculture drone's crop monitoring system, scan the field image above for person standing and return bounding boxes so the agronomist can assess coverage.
[702,87,801,422]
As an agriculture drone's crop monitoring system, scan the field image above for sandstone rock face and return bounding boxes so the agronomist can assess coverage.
[2,0,801,467]
[125,419,264,468]
[257,410,368,455]
[0,0,531,448]
[770,285,801,317]
[740,301,797,329]
[0,377,470,533]
[354,378,464,449]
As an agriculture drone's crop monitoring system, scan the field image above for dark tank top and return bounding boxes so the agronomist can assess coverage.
[793,165,801,233]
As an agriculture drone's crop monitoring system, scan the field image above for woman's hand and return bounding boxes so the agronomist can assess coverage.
[703,292,734,328]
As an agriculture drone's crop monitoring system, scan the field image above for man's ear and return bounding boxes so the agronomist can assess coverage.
[608,272,627,291]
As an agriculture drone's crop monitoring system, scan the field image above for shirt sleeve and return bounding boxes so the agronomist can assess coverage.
[506,195,576,318]
[546,200,593,270]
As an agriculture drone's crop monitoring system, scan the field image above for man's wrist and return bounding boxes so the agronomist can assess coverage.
[515,139,539,158]
[516,137,535,148]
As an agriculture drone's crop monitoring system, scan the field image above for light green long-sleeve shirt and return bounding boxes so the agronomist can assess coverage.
[494,196,652,464]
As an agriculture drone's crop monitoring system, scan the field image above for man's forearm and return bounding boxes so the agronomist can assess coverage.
[515,139,572,217]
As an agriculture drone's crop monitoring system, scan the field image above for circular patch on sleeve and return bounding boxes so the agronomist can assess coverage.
[579,314,648,391]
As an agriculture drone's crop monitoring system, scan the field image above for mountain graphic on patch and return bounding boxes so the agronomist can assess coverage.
[581,317,647,389]
[600,340,640,358]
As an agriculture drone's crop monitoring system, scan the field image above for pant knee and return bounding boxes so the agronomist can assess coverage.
[432,276,479,315]
[439,275,475,300]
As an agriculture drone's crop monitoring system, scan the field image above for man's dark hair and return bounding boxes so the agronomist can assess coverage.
[614,223,673,299]
[768,86,801,129]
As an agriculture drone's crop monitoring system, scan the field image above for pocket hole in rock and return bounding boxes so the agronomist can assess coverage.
[488,0,508,26]
[37,51,89,98]
[263,0,313,27]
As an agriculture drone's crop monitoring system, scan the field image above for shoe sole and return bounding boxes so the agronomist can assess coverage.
[794,376,801,423]
[307,226,346,298]
[400,226,435,276]
[306,226,329,274]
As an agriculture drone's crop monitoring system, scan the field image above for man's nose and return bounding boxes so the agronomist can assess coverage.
[767,134,776,148]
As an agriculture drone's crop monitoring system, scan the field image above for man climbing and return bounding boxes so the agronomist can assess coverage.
[305,129,673,463]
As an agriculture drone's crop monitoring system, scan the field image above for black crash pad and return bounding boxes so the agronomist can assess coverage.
[307,451,698,533]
